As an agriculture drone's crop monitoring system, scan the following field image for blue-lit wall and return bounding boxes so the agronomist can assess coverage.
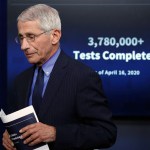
[7,0,150,117]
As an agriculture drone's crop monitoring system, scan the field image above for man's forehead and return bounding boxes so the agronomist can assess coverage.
[17,20,42,34]
[17,20,40,26]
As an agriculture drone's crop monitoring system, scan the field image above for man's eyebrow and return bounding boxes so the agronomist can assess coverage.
[18,33,23,36]
[18,32,35,36]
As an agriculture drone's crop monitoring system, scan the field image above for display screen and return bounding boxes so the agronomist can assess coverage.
[7,0,150,117]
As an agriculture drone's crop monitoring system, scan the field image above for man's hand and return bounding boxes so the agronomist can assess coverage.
[2,130,16,150]
[19,122,56,146]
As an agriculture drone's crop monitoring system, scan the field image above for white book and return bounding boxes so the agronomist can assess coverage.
[0,105,50,150]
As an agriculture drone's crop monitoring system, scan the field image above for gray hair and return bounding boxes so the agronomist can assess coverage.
[17,4,61,31]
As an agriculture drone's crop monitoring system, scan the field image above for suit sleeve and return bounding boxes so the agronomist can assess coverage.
[54,70,117,150]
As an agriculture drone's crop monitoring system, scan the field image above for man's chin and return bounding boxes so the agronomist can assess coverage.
[27,59,37,65]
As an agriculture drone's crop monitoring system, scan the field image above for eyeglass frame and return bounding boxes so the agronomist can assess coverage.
[15,29,53,45]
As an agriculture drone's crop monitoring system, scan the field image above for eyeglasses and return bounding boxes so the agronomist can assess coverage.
[15,30,51,45]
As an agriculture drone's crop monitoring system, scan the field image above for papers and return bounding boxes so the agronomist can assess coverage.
[0,105,50,150]
[0,109,5,117]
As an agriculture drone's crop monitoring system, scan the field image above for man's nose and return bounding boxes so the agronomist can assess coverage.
[21,38,30,51]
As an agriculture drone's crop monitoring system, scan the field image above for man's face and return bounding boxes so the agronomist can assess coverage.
[17,20,57,66]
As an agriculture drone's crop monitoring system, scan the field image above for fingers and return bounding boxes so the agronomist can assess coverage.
[2,123,56,149]
[20,122,42,145]
[19,122,56,146]
[2,130,16,150]
[27,135,41,146]
[20,123,38,140]
[22,132,39,145]
[19,123,36,134]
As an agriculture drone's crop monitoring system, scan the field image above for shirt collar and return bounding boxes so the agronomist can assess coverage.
[36,48,61,77]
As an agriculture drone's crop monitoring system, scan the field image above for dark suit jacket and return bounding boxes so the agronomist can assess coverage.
[7,50,117,150]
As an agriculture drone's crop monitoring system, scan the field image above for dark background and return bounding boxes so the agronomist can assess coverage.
[1,0,150,149]
[0,0,7,149]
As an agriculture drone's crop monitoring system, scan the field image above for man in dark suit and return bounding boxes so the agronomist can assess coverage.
[2,4,117,150]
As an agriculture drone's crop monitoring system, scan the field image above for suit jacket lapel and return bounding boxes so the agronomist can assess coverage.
[38,51,69,118]
[20,67,35,108]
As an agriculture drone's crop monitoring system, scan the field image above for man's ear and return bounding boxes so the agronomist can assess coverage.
[51,29,61,45]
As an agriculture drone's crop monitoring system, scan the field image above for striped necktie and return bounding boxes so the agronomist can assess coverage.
[32,67,44,115]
